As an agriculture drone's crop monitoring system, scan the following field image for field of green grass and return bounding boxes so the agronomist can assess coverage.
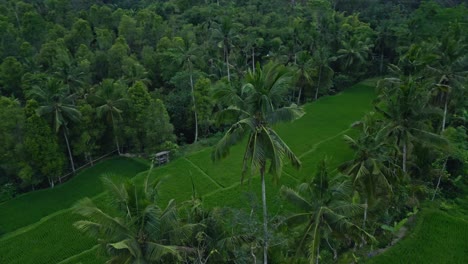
[0,82,375,263]
[366,209,468,264]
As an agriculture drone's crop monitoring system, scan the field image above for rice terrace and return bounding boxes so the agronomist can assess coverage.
[2,81,467,263]
[0,0,466,263]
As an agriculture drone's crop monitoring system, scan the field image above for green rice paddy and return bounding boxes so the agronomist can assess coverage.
[9,81,453,264]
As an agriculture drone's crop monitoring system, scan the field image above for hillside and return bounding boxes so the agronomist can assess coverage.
[0,81,374,263]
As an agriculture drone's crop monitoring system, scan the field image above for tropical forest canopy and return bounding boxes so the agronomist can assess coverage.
[0,0,467,263]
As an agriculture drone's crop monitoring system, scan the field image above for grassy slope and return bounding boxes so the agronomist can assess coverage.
[366,210,468,264]
[0,82,375,263]
[0,158,148,264]
[0,157,148,234]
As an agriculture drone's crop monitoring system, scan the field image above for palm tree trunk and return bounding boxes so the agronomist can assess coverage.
[190,70,199,143]
[402,142,407,173]
[111,112,121,155]
[363,198,368,229]
[261,169,268,264]
[316,244,320,264]
[296,86,302,105]
[432,159,447,201]
[441,94,448,132]
[315,65,322,101]
[225,43,231,82]
[63,129,76,173]
[252,47,255,73]
[379,52,384,74]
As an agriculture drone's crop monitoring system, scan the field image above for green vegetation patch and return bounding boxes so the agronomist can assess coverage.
[0,211,96,264]
[366,210,468,264]
[0,82,375,263]
[143,158,222,205]
[0,157,147,234]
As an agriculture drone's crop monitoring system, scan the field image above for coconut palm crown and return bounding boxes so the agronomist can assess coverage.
[212,62,304,264]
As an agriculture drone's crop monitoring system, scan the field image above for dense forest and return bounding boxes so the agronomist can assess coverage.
[0,0,467,263]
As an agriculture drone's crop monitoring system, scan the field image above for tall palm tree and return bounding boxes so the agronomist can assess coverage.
[27,78,81,174]
[74,175,194,263]
[340,113,394,228]
[311,47,335,101]
[427,24,467,132]
[169,38,201,143]
[90,79,127,155]
[281,160,373,264]
[212,17,239,83]
[337,37,373,74]
[376,77,448,173]
[292,50,314,104]
[212,62,304,264]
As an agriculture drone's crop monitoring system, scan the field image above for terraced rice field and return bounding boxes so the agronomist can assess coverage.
[366,210,468,264]
[0,81,375,263]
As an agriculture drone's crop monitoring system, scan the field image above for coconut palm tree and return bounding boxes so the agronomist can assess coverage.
[337,37,373,74]
[281,160,373,264]
[311,47,335,101]
[90,79,127,155]
[340,113,394,228]
[376,77,448,174]
[292,50,314,104]
[212,62,304,264]
[27,78,81,174]
[74,175,194,263]
[212,17,239,83]
[169,38,202,143]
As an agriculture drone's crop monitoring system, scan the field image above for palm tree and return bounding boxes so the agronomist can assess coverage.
[90,79,127,155]
[281,160,373,264]
[169,38,201,143]
[27,78,81,174]
[376,77,448,174]
[337,37,373,74]
[212,62,304,264]
[427,24,467,132]
[311,47,335,101]
[74,175,194,263]
[212,17,239,83]
[292,50,314,104]
[340,113,394,228]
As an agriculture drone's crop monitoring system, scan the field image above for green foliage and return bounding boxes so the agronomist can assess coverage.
[22,100,65,187]
[0,81,375,263]
[367,210,468,264]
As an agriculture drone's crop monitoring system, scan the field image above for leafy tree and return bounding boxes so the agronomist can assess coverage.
[212,62,304,264]
[0,57,24,98]
[0,97,24,183]
[27,78,81,173]
[90,79,128,155]
[194,77,215,138]
[64,19,93,53]
[281,160,373,263]
[143,98,176,154]
[22,100,65,188]
[72,103,103,166]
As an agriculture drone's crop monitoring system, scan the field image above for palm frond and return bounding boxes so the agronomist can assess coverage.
[280,186,313,211]
[266,104,305,125]
[144,242,182,261]
[211,118,254,162]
